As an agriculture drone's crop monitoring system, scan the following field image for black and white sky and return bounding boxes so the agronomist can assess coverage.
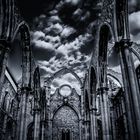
[8,0,140,90]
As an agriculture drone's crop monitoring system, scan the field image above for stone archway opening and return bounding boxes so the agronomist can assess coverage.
[52,105,80,140]
[98,24,112,84]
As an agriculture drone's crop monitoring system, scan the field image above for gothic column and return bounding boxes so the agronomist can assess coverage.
[98,85,111,140]
[0,40,10,92]
[41,88,46,140]
[85,120,90,140]
[17,24,31,140]
[80,86,84,140]
[33,108,41,140]
[81,86,84,120]
[90,94,97,140]
[110,105,116,140]
[121,93,129,140]
[45,83,52,140]
[18,87,28,140]
[116,40,140,139]
[41,121,45,140]
[79,119,82,140]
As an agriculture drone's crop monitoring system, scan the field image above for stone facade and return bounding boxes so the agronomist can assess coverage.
[0,0,140,140]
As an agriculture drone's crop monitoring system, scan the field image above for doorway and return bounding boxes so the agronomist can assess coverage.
[61,129,70,140]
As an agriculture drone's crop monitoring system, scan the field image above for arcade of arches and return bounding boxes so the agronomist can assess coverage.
[0,0,140,140]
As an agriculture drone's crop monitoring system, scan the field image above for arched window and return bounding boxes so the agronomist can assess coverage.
[85,90,90,120]
[90,66,96,94]
[98,24,111,84]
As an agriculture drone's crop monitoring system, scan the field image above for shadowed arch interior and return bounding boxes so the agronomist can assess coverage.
[52,105,80,140]
[98,24,111,83]
[90,66,97,94]
[99,25,111,62]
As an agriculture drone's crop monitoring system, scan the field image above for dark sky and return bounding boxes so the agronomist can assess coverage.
[17,0,61,22]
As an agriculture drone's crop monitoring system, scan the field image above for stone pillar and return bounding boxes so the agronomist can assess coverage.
[1,115,8,140]
[80,86,84,140]
[18,87,28,140]
[90,93,97,140]
[41,121,45,140]
[45,83,52,140]
[48,120,52,140]
[0,40,10,92]
[98,86,111,140]
[33,108,41,140]
[81,87,84,120]
[116,39,140,139]
[110,105,116,140]
[79,119,82,140]
[121,94,129,140]
[90,110,94,140]
[84,120,90,140]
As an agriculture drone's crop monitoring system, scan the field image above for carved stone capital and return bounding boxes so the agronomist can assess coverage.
[114,39,133,52]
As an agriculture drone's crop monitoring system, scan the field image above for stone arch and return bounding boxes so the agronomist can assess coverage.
[52,104,80,120]
[87,66,97,108]
[52,105,80,140]
[130,47,140,63]
[98,23,113,62]
[107,73,122,87]
[48,67,82,87]
[33,67,41,101]
[98,23,113,84]
[89,66,97,94]
[12,21,30,43]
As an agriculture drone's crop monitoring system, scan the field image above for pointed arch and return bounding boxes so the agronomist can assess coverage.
[107,74,122,87]
[130,47,140,62]
[89,66,97,94]
[11,21,30,43]
[52,104,81,120]
[48,68,82,87]
[98,23,113,62]
[33,67,41,89]
[98,23,113,84]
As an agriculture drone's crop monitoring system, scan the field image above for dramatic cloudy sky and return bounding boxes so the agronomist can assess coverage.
[8,0,140,90]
